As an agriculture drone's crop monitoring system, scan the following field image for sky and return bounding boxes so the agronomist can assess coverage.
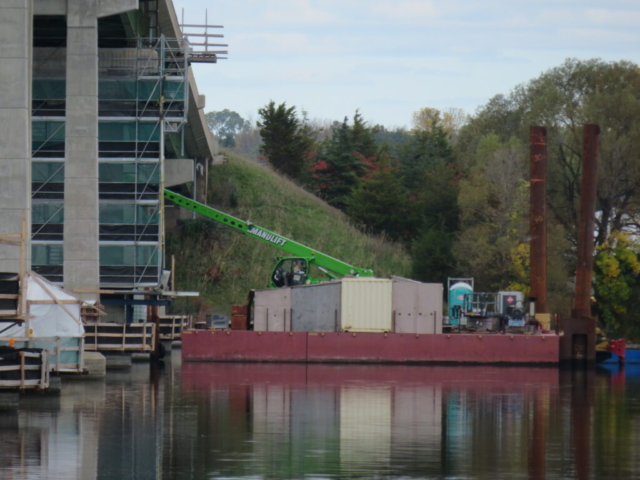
[172,0,640,129]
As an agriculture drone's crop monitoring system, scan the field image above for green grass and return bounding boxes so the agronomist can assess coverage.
[166,153,411,314]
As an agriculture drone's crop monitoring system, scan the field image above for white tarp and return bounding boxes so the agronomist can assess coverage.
[0,272,84,338]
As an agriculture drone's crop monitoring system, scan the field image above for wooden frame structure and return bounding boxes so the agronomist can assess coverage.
[0,350,50,390]
[0,336,84,373]
[158,314,192,340]
[84,322,156,352]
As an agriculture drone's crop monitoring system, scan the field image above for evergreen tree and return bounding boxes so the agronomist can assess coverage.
[257,101,314,180]
[411,226,457,284]
[349,110,378,160]
[345,157,417,243]
[310,117,369,208]
[397,124,454,195]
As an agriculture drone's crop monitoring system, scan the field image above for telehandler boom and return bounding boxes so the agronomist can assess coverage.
[164,189,374,288]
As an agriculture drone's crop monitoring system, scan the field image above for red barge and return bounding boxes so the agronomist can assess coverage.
[182,330,560,365]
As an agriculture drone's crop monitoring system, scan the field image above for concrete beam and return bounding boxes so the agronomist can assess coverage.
[165,159,195,187]
[34,0,66,15]
[97,0,138,18]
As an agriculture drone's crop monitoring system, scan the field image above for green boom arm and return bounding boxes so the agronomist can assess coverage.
[164,189,374,278]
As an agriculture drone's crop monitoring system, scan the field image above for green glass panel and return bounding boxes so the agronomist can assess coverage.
[99,122,136,142]
[33,79,66,100]
[32,244,63,265]
[32,121,65,142]
[163,81,185,101]
[99,244,158,266]
[137,245,158,266]
[32,162,64,183]
[99,80,136,100]
[138,81,160,101]
[137,163,159,183]
[99,204,136,224]
[100,245,134,266]
[99,163,137,182]
[138,205,159,224]
[32,203,64,224]
[137,123,160,142]
[99,122,160,142]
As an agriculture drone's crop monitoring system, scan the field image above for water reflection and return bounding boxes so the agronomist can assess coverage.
[1,357,640,479]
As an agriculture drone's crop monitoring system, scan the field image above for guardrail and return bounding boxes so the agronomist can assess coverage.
[158,315,192,340]
[84,322,156,352]
[0,349,50,390]
[0,337,83,374]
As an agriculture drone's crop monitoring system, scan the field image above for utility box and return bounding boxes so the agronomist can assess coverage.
[253,287,292,331]
[497,291,524,316]
[392,278,443,334]
[340,278,393,332]
[291,282,341,332]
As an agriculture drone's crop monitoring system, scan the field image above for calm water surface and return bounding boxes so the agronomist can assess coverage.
[1,350,639,479]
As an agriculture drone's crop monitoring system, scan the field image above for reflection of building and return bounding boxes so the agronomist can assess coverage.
[0,0,221,320]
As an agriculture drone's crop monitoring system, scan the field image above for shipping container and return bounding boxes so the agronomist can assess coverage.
[340,278,393,332]
[253,287,292,331]
[392,278,443,334]
[291,282,341,332]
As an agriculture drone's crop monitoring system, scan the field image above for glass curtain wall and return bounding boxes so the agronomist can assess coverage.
[31,17,187,288]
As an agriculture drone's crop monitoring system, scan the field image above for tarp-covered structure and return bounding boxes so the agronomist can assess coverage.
[0,272,85,373]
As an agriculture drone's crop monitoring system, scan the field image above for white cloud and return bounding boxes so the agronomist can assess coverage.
[262,0,339,25]
[558,28,640,44]
[370,0,438,20]
[586,8,640,25]
[232,32,344,56]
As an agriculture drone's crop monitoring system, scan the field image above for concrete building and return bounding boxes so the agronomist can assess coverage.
[0,0,221,320]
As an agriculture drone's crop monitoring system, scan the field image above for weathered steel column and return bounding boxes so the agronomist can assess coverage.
[573,124,600,318]
[530,127,548,314]
[561,125,600,363]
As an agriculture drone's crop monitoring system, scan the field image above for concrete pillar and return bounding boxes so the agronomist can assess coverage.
[64,0,101,301]
[63,0,138,301]
[0,0,32,273]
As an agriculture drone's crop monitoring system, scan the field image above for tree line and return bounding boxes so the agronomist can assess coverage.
[206,58,640,341]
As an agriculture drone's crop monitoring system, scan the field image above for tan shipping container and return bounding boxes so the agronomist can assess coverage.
[340,278,393,332]
[392,278,443,334]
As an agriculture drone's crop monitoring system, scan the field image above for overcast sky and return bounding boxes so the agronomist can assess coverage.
[172,0,640,129]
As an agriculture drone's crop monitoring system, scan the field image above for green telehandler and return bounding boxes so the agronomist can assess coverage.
[164,189,374,288]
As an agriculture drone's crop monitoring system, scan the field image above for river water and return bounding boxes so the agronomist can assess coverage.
[1,350,639,480]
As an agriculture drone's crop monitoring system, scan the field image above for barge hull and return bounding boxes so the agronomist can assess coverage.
[182,331,559,364]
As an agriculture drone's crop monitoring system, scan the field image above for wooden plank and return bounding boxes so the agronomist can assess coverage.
[20,352,25,389]
[73,289,116,294]
[28,299,81,305]
[0,364,43,372]
[0,294,19,299]
[84,344,152,351]
[56,338,60,372]
[84,333,153,338]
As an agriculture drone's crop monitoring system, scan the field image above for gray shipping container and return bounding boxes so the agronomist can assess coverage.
[392,278,443,334]
[291,282,341,332]
[253,287,292,331]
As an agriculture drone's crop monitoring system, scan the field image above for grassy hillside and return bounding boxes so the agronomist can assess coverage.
[167,153,411,314]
